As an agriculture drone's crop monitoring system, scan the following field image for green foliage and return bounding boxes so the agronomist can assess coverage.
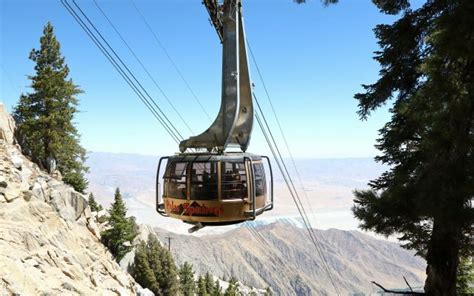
[212,279,223,296]
[352,0,474,294]
[196,272,223,296]
[13,22,88,193]
[88,193,103,212]
[101,188,137,261]
[130,241,160,294]
[179,262,196,296]
[205,272,216,295]
[224,277,239,296]
[457,257,474,295]
[264,287,273,296]
[130,234,179,296]
[197,275,208,296]
[151,234,179,295]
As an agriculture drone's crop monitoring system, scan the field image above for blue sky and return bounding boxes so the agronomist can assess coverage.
[1,0,406,158]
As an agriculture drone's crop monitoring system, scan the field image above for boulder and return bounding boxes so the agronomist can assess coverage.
[23,190,33,201]
[10,154,23,170]
[31,181,45,201]
[87,218,101,239]
[49,188,88,222]
[3,185,21,202]
[97,209,107,219]
[136,286,155,296]
[0,175,7,188]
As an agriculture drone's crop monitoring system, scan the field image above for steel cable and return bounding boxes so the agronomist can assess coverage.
[93,0,195,135]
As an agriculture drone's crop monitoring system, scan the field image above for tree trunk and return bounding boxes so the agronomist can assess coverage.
[424,218,461,295]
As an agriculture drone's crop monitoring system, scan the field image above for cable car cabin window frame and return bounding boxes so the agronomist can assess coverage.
[190,161,219,200]
[164,161,188,200]
[253,162,266,197]
[221,160,248,200]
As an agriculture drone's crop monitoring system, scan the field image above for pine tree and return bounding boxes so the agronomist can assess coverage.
[130,241,160,295]
[197,275,208,296]
[143,234,179,295]
[349,1,474,295]
[143,234,164,296]
[88,192,102,212]
[224,277,239,296]
[204,272,216,295]
[264,287,273,296]
[212,279,223,296]
[101,188,136,261]
[456,256,474,295]
[179,262,196,296]
[13,22,88,193]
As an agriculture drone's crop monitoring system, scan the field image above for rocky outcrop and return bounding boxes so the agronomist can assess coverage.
[0,105,142,295]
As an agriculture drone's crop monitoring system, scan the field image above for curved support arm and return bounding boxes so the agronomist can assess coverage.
[180,0,253,153]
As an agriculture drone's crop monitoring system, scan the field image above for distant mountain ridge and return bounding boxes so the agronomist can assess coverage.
[154,222,426,295]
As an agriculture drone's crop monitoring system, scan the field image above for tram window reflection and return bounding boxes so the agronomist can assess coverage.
[254,163,266,196]
[165,162,188,199]
[222,161,247,200]
[191,162,218,200]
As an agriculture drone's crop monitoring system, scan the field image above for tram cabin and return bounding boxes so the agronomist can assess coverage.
[156,153,273,226]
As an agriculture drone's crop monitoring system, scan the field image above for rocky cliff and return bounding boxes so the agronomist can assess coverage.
[0,103,142,295]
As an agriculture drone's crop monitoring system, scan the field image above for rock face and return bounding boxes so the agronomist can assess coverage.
[0,106,140,295]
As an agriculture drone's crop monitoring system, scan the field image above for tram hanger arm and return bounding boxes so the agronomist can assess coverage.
[180,0,254,153]
[203,0,223,42]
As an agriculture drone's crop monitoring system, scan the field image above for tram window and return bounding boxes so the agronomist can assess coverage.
[222,161,247,200]
[253,163,266,196]
[190,162,218,200]
[165,162,187,199]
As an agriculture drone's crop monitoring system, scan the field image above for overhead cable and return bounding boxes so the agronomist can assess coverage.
[129,0,213,122]
[93,0,195,135]
[255,99,341,296]
[61,0,183,144]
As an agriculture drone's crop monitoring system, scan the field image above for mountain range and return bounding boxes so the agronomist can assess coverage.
[154,222,426,295]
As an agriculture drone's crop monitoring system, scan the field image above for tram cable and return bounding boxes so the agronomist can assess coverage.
[93,0,195,135]
[69,0,184,142]
[129,0,213,122]
[61,0,183,144]
[255,101,341,296]
[247,41,341,295]
[248,41,318,223]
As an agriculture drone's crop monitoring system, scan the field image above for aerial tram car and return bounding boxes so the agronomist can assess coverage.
[156,0,273,232]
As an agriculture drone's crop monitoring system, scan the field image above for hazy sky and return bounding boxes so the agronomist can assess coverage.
[0,0,410,158]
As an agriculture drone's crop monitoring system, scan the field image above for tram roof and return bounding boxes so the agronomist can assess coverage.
[168,152,263,162]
